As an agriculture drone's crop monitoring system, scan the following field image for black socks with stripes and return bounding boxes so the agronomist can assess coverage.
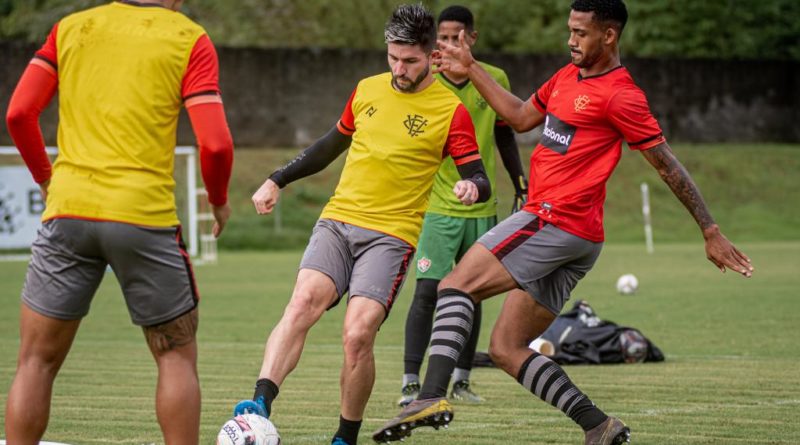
[418,288,475,399]
[517,352,608,431]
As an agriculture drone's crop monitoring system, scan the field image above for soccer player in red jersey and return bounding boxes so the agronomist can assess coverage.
[374,1,753,444]
[4,1,233,443]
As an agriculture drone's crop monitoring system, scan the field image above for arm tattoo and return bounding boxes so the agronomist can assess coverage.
[643,143,716,231]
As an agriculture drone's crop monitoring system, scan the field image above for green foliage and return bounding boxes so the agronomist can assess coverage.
[1,0,798,59]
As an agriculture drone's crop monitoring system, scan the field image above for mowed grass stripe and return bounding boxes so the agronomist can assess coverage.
[2,244,798,444]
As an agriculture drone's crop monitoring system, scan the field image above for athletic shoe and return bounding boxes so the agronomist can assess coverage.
[584,416,630,445]
[331,437,351,445]
[449,380,484,403]
[232,396,268,418]
[397,381,420,407]
[372,397,453,443]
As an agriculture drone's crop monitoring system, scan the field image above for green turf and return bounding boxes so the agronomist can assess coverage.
[220,144,800,250]
[1,243,798,444]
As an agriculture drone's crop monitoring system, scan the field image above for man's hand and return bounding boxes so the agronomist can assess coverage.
[703,225,753,277]
[453,180,478,206]
[211,203,231,238]
[39,179,50,202]
[252,178,280,215]
[433,30,476,77]
[512,189,528,213]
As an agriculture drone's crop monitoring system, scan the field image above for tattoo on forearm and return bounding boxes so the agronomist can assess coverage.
[648,146,715,230]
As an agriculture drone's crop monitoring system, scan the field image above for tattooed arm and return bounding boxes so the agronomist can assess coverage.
[641,142,753,277]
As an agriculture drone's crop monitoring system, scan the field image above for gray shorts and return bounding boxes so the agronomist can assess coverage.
[299,219,415,312]
[477,210,602,315]
[22,218,198,326]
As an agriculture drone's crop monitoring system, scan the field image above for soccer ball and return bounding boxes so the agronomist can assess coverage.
[619,329,648,363]
[615,273,638,295]
[216,413,281,445]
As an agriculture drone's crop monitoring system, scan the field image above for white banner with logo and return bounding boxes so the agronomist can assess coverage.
[0,166,45,249]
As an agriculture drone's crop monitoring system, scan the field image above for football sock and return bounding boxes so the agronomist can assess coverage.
[402,373,419,387]
[455,301,482,371]
[253,378,279,416]
[403,279,439,375]
[418,288,475,399]
[334,415,362,445]
[452,368,471,383]
[516,352,608,431]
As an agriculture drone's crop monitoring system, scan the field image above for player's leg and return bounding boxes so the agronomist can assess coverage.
[143,309,200,445]
[336,296,386,444]
[103,223,204,444]
[373,212,570,442]
[254,268,338,407]
[400,278,437,405]
[401,213,462,406]
[491,283,629,444]
[372,243,515,442]
[5,306,81,445]
[337,225,414,445]
[241,219,350,418]
[449,216,495,403]
[487,224,629,444]
[6,218,105,444]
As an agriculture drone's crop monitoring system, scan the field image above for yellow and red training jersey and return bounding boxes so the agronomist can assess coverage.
[321,73,480,247]
[526,64,666,242]
[33,1,223,226]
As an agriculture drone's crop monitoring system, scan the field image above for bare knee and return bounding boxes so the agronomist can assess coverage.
[143,308,198,355]
[283,286,330,328]
[342,323,376,363]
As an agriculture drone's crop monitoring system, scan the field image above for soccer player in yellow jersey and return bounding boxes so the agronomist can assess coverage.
[4,1,234,443]
[236,5,490,445]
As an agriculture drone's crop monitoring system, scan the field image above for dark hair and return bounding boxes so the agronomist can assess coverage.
[438,5,474,32]
[385,3,437,53]
[570,0,628,34]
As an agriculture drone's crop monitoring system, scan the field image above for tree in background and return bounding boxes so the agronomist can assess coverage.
[1,0,798,60]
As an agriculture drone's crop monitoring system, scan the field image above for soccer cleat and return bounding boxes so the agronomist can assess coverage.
[372,397,453,443]
[331,437,352,445]
[449,380,484,403]
[584,416,630,445]
[232,396,268,418]
[397,381,420,407]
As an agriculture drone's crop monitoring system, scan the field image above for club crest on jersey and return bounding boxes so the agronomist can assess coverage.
[417,256,432,273]
[574,94,591,112]
[404,114,428,137]
[540,113,576,155]
[475,96,488,109]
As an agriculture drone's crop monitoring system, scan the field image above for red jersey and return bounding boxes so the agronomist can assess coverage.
[525,64,666,242]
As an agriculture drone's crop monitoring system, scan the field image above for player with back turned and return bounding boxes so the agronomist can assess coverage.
[374,0,753,444]
[4,1,234,444]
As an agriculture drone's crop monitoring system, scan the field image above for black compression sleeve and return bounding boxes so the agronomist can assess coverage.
[456,159,491,203]
[268,126,351,188]
[494,123,527,193]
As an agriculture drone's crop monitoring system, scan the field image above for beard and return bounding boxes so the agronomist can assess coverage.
[392,66,429,93]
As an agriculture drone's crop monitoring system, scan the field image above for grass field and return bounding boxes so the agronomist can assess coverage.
[1,242,798,444]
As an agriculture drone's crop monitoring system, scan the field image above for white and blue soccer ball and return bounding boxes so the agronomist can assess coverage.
[615,274,639,295]
[216,413,281,445]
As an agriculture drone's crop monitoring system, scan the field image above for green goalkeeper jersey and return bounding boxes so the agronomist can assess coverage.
[428,62,511,217]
